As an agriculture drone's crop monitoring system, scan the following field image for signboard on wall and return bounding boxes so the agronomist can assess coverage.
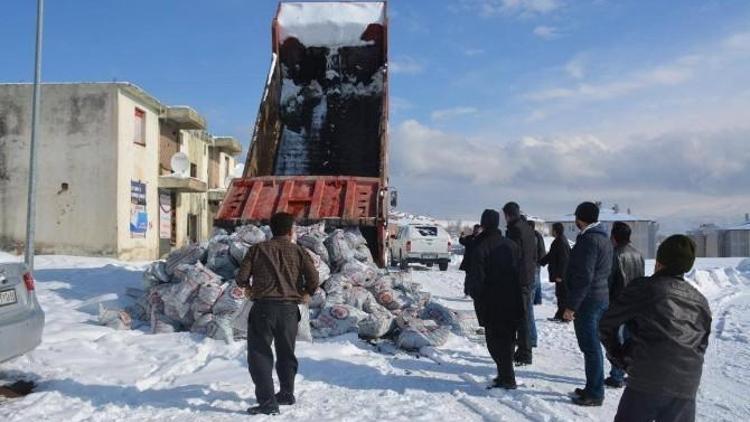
[159,192,172,239]
[130,181,148,237]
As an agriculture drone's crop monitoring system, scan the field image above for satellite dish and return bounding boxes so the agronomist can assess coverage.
[170,152,190,177]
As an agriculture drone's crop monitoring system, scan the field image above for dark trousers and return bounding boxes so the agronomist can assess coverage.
[609,326,630,382]
[615,387,696,422]
[553,281,567,319]
[485,321,519,383]
[573,299,608,400]
[515,291,533,360]
[247,301,300,406]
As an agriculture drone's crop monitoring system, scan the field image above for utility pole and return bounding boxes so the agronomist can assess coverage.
[25,0,44,271]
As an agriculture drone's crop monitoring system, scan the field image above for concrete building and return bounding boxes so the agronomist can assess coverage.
[688,215,750,258]
[545,207,659,258]
[0,83,241,260]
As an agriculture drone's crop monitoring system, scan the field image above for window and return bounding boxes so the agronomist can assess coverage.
[224,156,231,181]
[190,162,197,178]
[415,226,438,237]
[133,108,146,146]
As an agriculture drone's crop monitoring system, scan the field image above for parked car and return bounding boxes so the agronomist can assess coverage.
[0,263,44,364]
[389,224,452,271]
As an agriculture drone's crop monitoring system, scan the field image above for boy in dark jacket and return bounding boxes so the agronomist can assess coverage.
[605,221,645,388]
[529,220,546,305]
[564,202,612,406]
[539,222,571,321]
[465,209,524,389]
[600,235,711,422]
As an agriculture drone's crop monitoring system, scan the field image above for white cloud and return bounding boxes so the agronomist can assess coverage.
[526,31,750,103]
[233,163,245,178]
[430,106,479,121]
[460,0,563,17]
[564,55,586,79]
[390,56,424,75]
[391,120,750,198]
[390,96,414,113]
[533,25,560,40]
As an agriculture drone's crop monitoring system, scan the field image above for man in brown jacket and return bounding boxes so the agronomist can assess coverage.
[236,212,320,415]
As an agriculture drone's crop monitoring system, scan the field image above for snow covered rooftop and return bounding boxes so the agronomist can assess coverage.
[546,208,655,223]
[277,2,385,47]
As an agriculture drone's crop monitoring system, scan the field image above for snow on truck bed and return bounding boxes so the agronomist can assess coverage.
[278,2,385,47]
[1,253,749,421]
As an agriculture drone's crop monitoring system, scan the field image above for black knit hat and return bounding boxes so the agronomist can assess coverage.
[657,235,696,275]
[575,202,600,224]
[480,209,500,230]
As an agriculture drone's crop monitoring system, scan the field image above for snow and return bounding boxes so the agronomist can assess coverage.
[277,2,385,47]
[1,253,748,420]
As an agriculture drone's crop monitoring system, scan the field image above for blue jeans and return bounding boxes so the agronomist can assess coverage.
[573,299,608,400]
[609,326,629,382]
[533,269,542,305]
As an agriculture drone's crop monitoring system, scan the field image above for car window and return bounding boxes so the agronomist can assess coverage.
[414,226,438,237]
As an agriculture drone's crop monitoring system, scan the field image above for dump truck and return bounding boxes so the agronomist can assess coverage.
[215,1,393,267]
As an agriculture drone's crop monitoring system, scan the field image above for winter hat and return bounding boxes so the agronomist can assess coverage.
[657,235,696,275]
[575,202,600,224]
[480,209,500,230]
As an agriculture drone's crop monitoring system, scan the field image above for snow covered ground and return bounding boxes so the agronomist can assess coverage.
[1,252,749,421]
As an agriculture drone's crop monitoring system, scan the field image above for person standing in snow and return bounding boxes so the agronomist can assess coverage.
[465,209,524,389]
[604,221,645,388]
[529,220,546,305]
[502,202,537,366]
[539,222,571,322]
[564,202,613,406]
[460,224,482,295]
[600,235,711,422]
[236,212,320,415]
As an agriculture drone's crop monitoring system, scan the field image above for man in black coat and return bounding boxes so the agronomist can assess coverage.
[605,221,645,388]
[465,209,524,389]
[564,202,612,406]
[503,202,538,366]
[540,222,571,321]
[600,235,711,422]
[459,225,482,291]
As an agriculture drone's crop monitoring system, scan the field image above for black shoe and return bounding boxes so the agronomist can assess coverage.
[514,360,532,367]
[247,404,280,415]
[604,377,624,388]
[275,392,296,406]
[487,378,518,390]
[572,393,603,407]
[573,388,585,397]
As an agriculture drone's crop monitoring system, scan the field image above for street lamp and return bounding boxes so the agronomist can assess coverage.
[25,0,44,271]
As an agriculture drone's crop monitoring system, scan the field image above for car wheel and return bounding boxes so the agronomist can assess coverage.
[399,252,407,270]
[426,263,434,268]
[439,262,448,271]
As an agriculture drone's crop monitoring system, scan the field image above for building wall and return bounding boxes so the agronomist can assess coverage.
[115,89,161,260]
[159,120,180,175]
[174,130,210,247]
[724,230,750,257]
[0,84,119,255]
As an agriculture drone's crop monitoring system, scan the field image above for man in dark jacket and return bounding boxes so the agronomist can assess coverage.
[236,212,320,415]
[564,202,612,406]
[540,222,571,321]
[503,202,537,365]
[459,224,482,296]
[529,220,546,305]
[465,209,524,389]
[605,221,645,388]
[600,235,711,422]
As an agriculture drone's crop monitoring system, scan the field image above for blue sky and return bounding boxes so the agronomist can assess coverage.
[3,0,750,230]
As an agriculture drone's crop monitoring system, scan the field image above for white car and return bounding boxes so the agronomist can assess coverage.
[389,224,452,271]
[0,263,44,364]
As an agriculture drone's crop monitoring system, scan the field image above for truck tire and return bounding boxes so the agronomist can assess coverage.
[399,252,408,270]
[439,262,448,271]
